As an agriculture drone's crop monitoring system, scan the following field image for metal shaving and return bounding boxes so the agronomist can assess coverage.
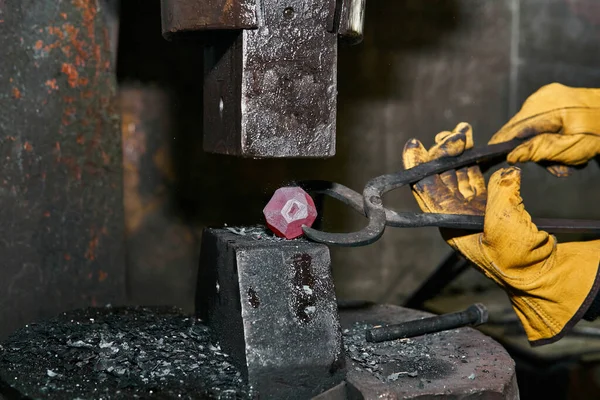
[342,322,460,385]
[223,224,299,242]
[0,306,253,399]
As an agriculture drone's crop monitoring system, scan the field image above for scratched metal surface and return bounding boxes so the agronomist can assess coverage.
[340,304,519,399]
[0,0,125,339]
[196,228,345,399]
[202,0,338,158]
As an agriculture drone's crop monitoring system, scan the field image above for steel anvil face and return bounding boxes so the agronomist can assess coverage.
[196,227,346,399]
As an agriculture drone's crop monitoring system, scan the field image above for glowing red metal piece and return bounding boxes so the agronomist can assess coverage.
[263,187,317,239]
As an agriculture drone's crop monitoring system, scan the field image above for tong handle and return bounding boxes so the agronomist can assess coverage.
[394,212,600,235]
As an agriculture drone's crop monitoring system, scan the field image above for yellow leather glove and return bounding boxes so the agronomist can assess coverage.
[489,83,600,177]
[403,123,600,346]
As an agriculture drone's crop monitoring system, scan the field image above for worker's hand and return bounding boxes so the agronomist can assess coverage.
[489,83,600,176]
[403,123,600,346]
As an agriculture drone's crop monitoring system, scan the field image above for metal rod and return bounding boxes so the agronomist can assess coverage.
[365,303,489,343]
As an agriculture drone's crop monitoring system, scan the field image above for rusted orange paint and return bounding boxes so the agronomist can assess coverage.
[61,63,79,88]
[64,253,71,261]
[62,106,76,126]
[63,23,89,58]
[43,42,61,53]
[93,44,101,66]
[47,26,65,40]
[73,0,97,39]
[101,150,110,165]
[43,211,51,217]
[78,77,89,86]
[45,79,58,91]
[85,230,99,260]
[98,270,108,282]
[11,87,21,99]
[23,142,33,152]
[34,40,43,50]
[76,134,85,144]
[60,12,68,20]
[61,45,72,58]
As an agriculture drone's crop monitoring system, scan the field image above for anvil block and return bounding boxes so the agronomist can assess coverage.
[196,227,346,399]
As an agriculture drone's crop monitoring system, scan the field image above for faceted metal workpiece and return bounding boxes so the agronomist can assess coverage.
[263,187,317,239]
[196,228,345,399]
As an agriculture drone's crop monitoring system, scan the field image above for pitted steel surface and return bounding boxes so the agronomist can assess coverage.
[340,304,519,399]
[196,227,346,399]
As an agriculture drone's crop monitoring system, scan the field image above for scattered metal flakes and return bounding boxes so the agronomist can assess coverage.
[386,371,418,382]
[0,306,254,399]
[343,322,446,384]
[468,373,476,380]
[387,372,401,381]
[224,225,300,242]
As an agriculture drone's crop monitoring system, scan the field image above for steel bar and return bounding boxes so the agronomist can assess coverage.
[365,303,489,343]
[160,0,258,38]
[341,304,519,399]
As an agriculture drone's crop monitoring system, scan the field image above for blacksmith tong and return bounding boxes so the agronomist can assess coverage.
[297,138,600,247]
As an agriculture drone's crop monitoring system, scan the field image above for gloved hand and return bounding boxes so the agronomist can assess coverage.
[403,123,600,346]
[489,83,600,176]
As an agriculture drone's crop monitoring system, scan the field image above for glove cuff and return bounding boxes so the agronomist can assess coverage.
[530,261,600,347]
[583,266,600,321]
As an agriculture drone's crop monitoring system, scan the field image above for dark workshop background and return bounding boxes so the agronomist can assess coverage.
[1,0,600,396]
[115,0,600,312]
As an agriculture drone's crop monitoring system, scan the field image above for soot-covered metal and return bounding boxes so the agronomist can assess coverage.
[196,227,345,399]
[339,304,520,399]
[0,307,253,399]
